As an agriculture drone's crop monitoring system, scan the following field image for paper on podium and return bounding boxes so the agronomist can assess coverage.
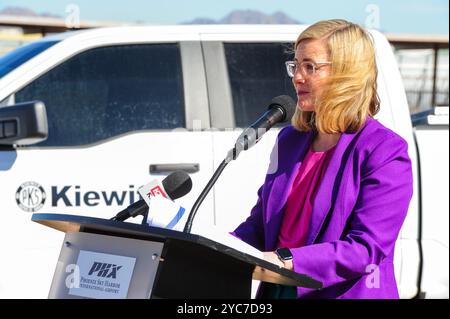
[192,226,264,260]
[194,228,304,287]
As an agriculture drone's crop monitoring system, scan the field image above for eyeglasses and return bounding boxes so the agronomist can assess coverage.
[285,60,332,78]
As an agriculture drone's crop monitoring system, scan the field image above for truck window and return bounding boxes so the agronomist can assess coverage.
[224,43,296,128]
[0,40,59,78]
[15,44,185,147]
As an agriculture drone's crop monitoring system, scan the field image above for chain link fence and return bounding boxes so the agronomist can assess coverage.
[394,46,449,114]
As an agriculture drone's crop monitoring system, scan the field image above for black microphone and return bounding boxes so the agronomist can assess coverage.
[111,170,192,222]
[184,95,295,233]
[227,95,296,162]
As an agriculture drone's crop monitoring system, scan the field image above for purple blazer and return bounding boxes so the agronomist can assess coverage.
[233,117,413,299]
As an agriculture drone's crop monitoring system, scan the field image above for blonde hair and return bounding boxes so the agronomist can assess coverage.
[291,19,380,133]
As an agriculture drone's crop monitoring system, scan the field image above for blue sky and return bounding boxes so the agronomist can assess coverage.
[0,0,448,34]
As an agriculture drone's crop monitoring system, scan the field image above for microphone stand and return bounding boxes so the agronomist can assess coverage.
[183,146,239,233]
[183,96,294,233]
[183,159,228,233]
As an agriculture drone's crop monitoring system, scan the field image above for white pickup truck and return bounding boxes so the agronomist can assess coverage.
[0,25,448,299]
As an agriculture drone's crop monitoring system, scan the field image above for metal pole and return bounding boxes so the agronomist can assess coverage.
[431,44,439,107]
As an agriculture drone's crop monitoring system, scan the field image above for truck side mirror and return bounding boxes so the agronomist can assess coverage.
[0,101,48,146]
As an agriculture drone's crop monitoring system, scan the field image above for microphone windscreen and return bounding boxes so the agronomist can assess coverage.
[162,170,192,200]
[269,95,296,122]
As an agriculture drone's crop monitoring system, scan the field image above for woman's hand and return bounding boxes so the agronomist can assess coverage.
[263,251,294,271]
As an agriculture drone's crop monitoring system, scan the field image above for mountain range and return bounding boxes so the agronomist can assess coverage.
[0,6,300,24]
[182,10,300,24]
[0,6,60,18]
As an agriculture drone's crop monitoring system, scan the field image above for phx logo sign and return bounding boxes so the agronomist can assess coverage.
[15,181,46,212]
[88,262,122,279]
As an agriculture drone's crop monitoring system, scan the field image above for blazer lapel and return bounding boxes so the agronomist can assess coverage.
[306,119,371,245]
[264,129,315,251]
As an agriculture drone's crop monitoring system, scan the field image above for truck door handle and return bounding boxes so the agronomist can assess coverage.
[149,163,200,174]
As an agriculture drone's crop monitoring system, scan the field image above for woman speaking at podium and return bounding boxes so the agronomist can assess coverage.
[232,19,413,299]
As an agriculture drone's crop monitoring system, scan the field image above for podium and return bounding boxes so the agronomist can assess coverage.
[32,213,322,299]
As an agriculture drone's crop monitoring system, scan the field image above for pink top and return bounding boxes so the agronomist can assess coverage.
[277,145,335,248]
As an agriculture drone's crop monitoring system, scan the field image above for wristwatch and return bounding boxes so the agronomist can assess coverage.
[275,247,293,261]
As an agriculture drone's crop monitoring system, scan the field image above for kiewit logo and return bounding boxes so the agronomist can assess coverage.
[88,262,122,279]
[15,181,46,212]
[15,183,142,210]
